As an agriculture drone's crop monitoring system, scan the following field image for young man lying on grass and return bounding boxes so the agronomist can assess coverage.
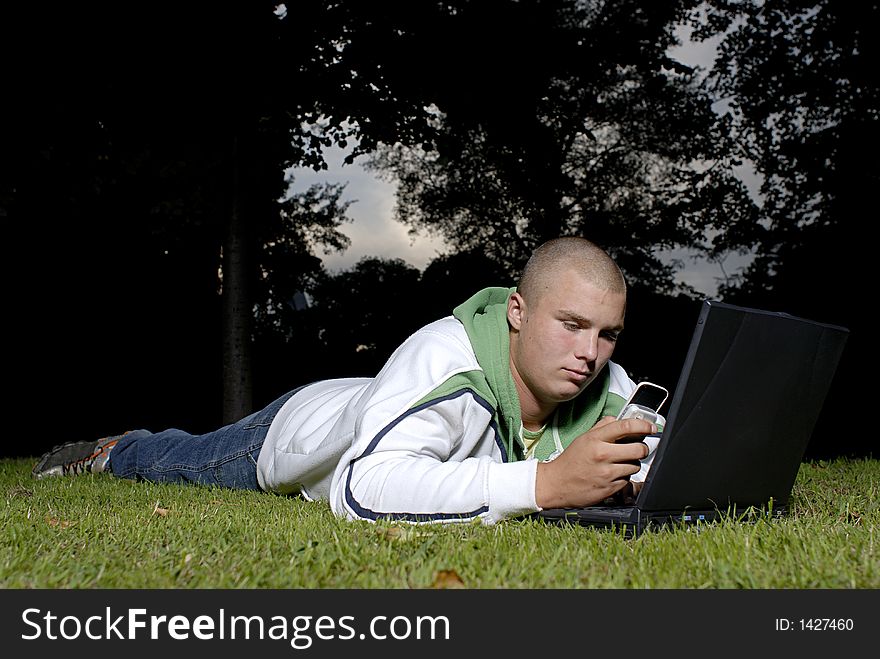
[33,237,658,524]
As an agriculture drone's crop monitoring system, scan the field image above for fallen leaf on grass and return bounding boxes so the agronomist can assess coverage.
[431,569,465,589]
[46,516,74,529]
[153,503,170,517]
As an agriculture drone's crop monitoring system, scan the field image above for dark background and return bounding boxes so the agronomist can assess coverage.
[1,1,872,461]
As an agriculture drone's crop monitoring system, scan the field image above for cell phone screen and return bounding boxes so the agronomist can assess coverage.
[627,382,668,413]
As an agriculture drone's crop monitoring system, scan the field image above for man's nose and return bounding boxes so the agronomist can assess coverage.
[575,330,599,362]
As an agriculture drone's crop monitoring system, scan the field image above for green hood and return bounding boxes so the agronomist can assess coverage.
[452,287,612,462]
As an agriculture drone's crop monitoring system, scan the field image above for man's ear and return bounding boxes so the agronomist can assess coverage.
[507,292,526,331]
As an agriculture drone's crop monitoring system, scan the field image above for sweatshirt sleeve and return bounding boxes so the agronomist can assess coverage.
[328,390,539,525]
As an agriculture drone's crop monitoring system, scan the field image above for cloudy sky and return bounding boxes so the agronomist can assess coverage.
[287,24,759,297]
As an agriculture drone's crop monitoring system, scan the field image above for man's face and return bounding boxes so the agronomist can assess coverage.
[508,268,626,411]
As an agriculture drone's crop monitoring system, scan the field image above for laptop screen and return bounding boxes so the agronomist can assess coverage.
[636,300,849,513]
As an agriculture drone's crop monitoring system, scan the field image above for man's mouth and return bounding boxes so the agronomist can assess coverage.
[563,368,590,383]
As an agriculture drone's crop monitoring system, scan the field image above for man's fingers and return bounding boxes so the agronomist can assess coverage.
[606,433,652,463]
[615,417,658,437]
[576,417,654,446]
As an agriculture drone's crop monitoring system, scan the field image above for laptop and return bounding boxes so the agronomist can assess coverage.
[531,299,849,536]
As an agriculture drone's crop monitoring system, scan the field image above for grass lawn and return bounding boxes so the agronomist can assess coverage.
[1,456,877,588]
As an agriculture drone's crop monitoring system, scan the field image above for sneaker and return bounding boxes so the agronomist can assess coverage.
[32,433,128,479]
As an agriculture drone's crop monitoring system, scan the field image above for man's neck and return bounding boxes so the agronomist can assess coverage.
[512,376,556,432]
[521,408,551,432]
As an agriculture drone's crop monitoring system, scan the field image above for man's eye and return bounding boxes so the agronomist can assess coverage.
[563,322,580,331]
[601,332,619,343]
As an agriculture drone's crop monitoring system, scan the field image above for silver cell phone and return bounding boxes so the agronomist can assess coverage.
[616,381,669,424]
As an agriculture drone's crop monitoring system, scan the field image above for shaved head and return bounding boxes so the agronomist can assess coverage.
[517,237,626,303]
[507,237,628,427]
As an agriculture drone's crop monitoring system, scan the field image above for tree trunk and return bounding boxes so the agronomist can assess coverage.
[221,132,254,423]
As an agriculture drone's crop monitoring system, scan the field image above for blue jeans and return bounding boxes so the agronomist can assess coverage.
[107,389,299,490]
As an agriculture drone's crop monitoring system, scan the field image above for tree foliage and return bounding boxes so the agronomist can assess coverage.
[1,3,360,429]
[691,0,878,457]
[2,1,869,457]
[360,0,759,292]
[696,0,877,316]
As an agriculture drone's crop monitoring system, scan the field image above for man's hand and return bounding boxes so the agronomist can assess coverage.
[534,416,656,509]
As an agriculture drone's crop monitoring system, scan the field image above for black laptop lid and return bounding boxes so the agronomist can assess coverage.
[637,300,849,513]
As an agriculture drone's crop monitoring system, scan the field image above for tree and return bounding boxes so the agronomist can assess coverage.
[361,0,760,290]
[696,0,877,311]
[0,3,360,441]
[693,0,879,456]
[14,1,864,458]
